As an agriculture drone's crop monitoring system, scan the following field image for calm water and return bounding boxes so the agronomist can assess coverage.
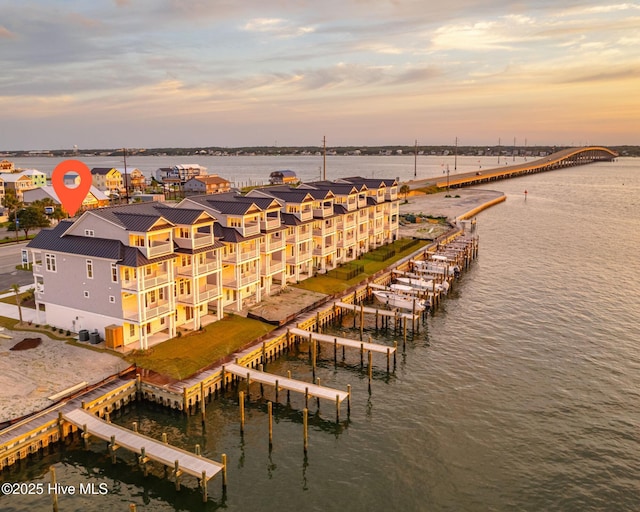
[2,158,639,512]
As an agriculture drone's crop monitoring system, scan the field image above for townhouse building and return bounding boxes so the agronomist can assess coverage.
[25,176,400,351]
[184,175,231,195]
[26,202,224,350]
[178,193,286,311]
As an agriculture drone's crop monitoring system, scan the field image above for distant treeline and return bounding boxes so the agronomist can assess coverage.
[4,144,639,158]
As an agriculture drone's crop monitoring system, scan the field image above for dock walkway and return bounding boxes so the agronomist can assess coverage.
[288,327,395,355]
[334,301,420,320]
[223,363,349,402]
[63,408,224,480]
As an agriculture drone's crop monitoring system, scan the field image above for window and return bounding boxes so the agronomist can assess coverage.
[45,254,56,272]
[129,324,135,337]
[86,259,93,279]
[84,229,95,237]
[83,291,90,298]
[111,263,118,283]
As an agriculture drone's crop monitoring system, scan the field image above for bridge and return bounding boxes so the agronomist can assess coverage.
[410,146,618,190]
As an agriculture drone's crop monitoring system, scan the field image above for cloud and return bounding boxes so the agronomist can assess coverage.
[242,17,315,38]
[0,25,16,39]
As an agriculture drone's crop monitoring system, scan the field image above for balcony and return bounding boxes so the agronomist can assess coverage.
[176,292,195,305]
[123,301,171,322]
[197,287,220,302]
[261,259,285,276]
[146,240,173,258]
[33,263,43,275]
[260,215,281,231]
[122,272,171,291]
[312,205,333,218]
[176,264,193,277]
[196,259,218,274]
[222,273,259,289]
[263,236,285,252]
[174,232,214,250]
[222,246,259,264]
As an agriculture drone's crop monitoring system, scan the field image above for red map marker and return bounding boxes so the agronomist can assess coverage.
[51,160,93,216]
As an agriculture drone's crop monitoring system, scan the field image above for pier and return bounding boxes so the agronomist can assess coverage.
[63,408,225,501]
[223,362,350,404]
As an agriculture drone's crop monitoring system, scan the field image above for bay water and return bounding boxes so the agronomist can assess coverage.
[1,157,639,511]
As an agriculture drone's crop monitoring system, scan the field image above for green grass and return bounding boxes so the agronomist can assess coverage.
[0,316,74,340]
[125,314,276,380]
[293,238,430,296]
[0,291,34,308]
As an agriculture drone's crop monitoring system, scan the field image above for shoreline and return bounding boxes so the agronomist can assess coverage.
[0,189,506,421]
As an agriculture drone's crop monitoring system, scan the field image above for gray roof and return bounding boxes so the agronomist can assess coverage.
[27,221,123,260]
[90,167,115,175]
[88,202,214,230]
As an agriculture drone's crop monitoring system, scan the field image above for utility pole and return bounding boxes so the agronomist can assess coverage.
[323,136,326,181]
[123,148,130,204]
[454,136,458,172]
[497,137,501,165]
[513,136,516,162]
[414,139,417,177]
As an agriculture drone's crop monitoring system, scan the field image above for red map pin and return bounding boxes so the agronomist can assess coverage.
[51,159,93,216]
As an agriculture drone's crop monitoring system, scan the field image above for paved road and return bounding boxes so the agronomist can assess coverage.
[0,241,35,291]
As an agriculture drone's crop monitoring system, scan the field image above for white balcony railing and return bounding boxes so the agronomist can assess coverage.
[147,240,173,258]
[123,302,171,322]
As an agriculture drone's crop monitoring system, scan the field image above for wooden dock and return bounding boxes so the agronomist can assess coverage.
[288,327,395,356]
[334,301,419,320]
[223,363,349,403]
[63,408,224,481]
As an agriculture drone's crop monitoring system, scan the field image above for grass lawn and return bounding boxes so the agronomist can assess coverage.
[125,314,276,380]
[0,291,35,309]
[293,238,430,296]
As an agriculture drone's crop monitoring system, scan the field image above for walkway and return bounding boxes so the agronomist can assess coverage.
[223,363,350,402]
[63,408,224,480]
[288,327,396,355]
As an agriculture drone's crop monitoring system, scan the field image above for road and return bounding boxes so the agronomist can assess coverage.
[0,241,35,291]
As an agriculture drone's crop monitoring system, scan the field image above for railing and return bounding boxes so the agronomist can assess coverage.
[123,302,171,322]
[263,237,285,252]
[147,240,173,258]
[122,272,171,291]
[32,263,43,275]
[196,260,218,274]
[198,288,220,302]
[261,260,285,275]
[260,217,280,231]
[174,233,214,250]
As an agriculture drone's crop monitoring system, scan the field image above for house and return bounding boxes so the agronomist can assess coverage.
[0,176,5,206]
[183,175,231,195]
[155,164,207,183]
[269,170,299,185]
[20,169,47,188]
[26,202,224,350]
[118,168,146,193]
[90,168,124,196]
[23,185,110,211]
[0,160,15,172]
[0,173,35,201]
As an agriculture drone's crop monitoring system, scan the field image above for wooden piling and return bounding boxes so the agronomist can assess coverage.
[268,401,273,446]
[201,470,208,502]
[221,453,228,489]
[347,384,352,416]
[239,391,245,433]
[173,460,182,491]
[335,394,340,423]
[386,347,390,374]
[50,466,59,512]
[303,408,309,453]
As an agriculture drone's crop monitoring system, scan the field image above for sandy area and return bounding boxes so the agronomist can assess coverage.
[0,329,130,423]
[398,188,505,238]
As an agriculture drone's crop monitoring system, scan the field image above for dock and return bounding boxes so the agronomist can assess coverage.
[223,363,349,403]
[334,301,419,320]
[288,327,395,356]
[63,408,224,483]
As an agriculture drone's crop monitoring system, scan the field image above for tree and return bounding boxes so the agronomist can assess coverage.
[15,204,51,238]
[3,190,22,242]
[400,184,411,203]
[11,283,23,324]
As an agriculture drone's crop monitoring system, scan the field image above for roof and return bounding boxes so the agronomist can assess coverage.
[192,175,230,185]
[22,185,109,204]
[270,170,297,177]
[27,220,179,267]
[86,202,215,230]
[0,173,32,183]
[90,167,118,175]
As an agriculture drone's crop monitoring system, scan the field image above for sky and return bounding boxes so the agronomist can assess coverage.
[1,0,639,150]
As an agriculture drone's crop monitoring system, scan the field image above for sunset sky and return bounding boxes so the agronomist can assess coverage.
[1,1,639,150]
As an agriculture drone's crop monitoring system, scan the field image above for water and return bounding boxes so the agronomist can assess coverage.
[8,153,514,187]
[2,158,640,511]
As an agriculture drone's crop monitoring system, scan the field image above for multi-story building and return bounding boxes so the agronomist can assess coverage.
[20,169,47,188]
[120,168,146,193]
[26,176,400,350]
[0,173,35,201]
[247,188,314,284]
[90,168,124,196]
[26,202,223,350]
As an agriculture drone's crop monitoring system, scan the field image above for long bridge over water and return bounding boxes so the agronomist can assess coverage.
[410,146,618,190]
